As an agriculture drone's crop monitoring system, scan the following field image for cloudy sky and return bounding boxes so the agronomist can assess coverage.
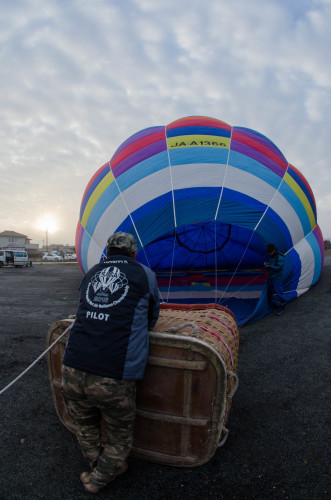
[1,0,330,247]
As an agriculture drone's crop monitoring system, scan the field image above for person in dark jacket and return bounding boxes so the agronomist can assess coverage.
[62,232,160,493]
[264,243,286,316]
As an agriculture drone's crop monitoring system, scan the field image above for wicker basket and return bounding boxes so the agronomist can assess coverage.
[46,303,239,467]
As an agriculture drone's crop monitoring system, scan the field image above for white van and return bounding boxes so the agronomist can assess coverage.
[13,250,29,267]
[0,249,29,267]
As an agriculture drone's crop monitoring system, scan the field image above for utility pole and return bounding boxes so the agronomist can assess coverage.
[46,228,48,251]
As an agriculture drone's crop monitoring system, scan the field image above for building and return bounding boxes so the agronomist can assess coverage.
[0,230,41,257]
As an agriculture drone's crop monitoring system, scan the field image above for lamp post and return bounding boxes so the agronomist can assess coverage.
[46,228,48,252]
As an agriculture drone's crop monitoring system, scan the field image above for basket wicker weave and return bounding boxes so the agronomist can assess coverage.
[153,303,239,429]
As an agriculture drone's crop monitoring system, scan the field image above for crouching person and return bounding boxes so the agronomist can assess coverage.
[61,232,160,493]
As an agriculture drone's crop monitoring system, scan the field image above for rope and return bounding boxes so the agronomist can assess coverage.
[217,161,290,306]
[166,234,177,303]
[111,171,152,269]
[165,125,177,229]
[166,321,201,336]
[218,372,239,448]
[110,163,164,305]
[213,128,233,303]
[214,222,218,303]
[217,270,265,306]
[164,125,178,303]
[217,231,256,304]
[218,427,229,447]
[284,226,317,256]
[226,370,239,399]
[207,315,238,348]
[214,126,233,221]
[81,225,106,259]
[0,323,73,396]
[198,324,234,366]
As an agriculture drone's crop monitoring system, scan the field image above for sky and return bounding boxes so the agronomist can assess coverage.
[1,0,330,247]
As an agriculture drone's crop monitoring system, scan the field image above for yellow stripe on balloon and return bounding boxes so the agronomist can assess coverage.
[167,135,230,150]
[284,172,316,229]
[81,170,115,227]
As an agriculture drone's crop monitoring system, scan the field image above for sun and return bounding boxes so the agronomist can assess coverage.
[36,215,59,234]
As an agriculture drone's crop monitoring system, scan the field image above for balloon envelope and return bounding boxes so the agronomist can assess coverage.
[76,116,324,325]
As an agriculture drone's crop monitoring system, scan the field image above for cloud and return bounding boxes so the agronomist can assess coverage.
[0,0,330,244]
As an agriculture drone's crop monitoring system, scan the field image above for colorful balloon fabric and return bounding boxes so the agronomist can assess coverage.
[76,116,324,326]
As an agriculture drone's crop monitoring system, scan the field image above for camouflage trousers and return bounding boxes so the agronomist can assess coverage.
[61,365,136,488]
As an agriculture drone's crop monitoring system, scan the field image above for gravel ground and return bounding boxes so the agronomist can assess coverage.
[0,256,330,500]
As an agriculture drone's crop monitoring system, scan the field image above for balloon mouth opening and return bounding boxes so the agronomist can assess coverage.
[136,221,268,326]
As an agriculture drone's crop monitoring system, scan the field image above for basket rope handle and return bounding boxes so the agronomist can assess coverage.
[227,370,239,399]
[165,321,200,336]
[218,427,229,447]
[218,372,239,447]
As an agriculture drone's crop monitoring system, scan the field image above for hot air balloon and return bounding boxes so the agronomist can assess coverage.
[75,116,324,326]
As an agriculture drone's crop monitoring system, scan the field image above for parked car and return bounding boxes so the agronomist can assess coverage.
[42,253,64,261]
[64,253,77,261]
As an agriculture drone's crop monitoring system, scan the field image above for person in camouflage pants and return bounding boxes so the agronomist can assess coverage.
[61,232,160,493]
[62,365,136,488]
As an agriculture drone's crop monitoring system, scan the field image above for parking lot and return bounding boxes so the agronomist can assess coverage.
[0,258,330,499]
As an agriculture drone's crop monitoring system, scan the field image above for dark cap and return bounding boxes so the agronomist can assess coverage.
[107,232,137,254]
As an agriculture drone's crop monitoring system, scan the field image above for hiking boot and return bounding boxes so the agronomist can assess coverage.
[81,461,128,494]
